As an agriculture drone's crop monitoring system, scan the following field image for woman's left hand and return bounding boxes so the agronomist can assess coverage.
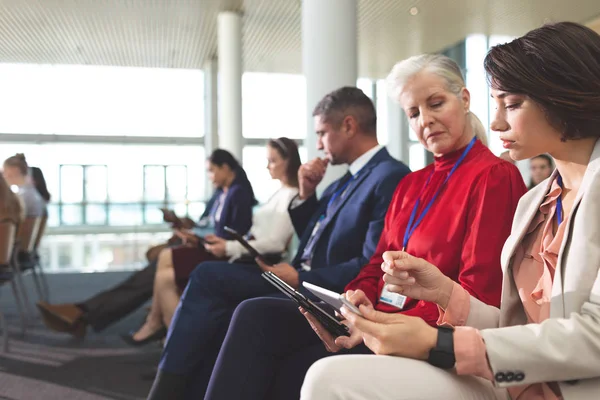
[204,235,227,257]
[340,305,438,360]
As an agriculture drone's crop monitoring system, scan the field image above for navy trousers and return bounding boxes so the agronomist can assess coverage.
[204,297,372,400]
[158,261,291,399]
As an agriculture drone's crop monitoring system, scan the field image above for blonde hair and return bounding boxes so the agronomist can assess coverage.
[0,174,24,224]
[3,153,29,176]
[386,54,488,146]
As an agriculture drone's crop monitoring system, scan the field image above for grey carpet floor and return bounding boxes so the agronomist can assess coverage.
[0,271,161,400]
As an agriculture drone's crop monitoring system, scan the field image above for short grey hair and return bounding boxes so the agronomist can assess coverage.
[386,54,488,146]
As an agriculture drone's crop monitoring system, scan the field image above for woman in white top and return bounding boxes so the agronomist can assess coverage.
[125,137,301,345]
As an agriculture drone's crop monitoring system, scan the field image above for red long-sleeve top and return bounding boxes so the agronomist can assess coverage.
[345,140,527,325]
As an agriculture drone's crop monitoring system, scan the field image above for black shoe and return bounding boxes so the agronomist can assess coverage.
[120,326,166,347]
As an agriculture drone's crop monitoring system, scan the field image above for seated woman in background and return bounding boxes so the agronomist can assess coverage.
[301,21,600,400]
[529,153,554,190]
[123,138,301,345]
[2,154,46,218]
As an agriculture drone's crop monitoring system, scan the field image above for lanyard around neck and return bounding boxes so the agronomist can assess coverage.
[556,174,564,225]
[402,136,477,251]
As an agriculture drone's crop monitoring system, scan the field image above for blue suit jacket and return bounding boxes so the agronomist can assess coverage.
[289,148,411,293]
[213,176,255,240]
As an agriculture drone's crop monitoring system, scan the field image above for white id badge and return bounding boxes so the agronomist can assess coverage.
[379,286,407,310]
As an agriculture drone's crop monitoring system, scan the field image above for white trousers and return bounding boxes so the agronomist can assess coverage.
[301,355,508,400]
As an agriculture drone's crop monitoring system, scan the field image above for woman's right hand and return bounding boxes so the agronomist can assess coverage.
[381,251,454,309]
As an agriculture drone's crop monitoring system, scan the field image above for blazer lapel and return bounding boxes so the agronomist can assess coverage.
[555,140,600,298]
[315,149,388,236]
[501,175,556,271]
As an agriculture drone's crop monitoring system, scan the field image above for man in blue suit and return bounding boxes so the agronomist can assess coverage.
[147,87,411,399]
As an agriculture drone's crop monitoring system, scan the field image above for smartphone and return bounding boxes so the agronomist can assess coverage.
[223,226,270,266]
[302,282,363,316]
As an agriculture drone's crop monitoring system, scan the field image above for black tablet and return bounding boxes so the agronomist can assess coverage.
[224,226,270,265]
[262,271,350,337]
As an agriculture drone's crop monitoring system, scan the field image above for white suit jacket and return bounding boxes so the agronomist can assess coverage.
[464,139,600,399]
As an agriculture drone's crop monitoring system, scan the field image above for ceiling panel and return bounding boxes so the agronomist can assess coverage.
[0,0,598,78]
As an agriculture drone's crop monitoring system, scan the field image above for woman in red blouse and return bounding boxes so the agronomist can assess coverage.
[202,55,526,400]
[301,22,600,400]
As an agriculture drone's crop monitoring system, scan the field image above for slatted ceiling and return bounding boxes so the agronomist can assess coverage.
[0,0,599,77]
[242,0,301,74]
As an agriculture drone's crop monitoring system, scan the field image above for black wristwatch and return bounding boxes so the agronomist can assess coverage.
[427,326,455,369]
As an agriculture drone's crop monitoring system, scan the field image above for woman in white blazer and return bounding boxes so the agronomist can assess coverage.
[300,22,600,400]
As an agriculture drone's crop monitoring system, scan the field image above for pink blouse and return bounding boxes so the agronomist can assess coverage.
[439,179,565,400]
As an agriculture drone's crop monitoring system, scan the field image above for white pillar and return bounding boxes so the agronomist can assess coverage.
[204,57,219,195]
[303,0,358,191]
[386,96,410,162]
[218,11,243,162]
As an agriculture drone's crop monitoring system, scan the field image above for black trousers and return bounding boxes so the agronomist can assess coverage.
[78,260,157,331]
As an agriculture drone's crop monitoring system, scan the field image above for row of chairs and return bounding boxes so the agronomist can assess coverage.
[0,216,49,352]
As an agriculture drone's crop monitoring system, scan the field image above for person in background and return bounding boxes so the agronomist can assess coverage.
[529,153,554,189]
[2,154,45,218]
[499,150,515,164]
[203,54,527,400]
[122,138,301,346]
[301,21,600,400]
[154,149,256,297]
[37,149,255,339]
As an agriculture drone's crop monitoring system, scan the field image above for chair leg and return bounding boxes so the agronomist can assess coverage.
[36,263,50,302]
[0,305,8,352]
[9,279,27,336]
[11,263,34,326]
[30,267,45,302]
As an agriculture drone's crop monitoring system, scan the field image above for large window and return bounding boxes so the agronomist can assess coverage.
[0,64,204,137]
[242,73,306,139]
[0,143,207,227]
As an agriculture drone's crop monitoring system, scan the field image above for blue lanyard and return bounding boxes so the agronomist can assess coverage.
[402,137,477,250]
[556,174,564,225]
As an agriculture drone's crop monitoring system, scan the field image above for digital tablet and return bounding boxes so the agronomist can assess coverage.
[302,282,363,316]
[224,226,270,265]
[262,271,350,337]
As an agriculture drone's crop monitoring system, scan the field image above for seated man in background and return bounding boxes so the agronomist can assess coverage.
[147,86,411,399]
[36,190,221,338]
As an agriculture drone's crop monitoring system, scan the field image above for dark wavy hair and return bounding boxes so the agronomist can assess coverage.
[208,149,257,205]
[267,137,301,188]
[484,22,600,141]
[30,166,51,203]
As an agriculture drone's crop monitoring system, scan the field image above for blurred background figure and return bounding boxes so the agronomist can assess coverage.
[2,154,46,218]
[499,150,515,164]
[528,154,554,189]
